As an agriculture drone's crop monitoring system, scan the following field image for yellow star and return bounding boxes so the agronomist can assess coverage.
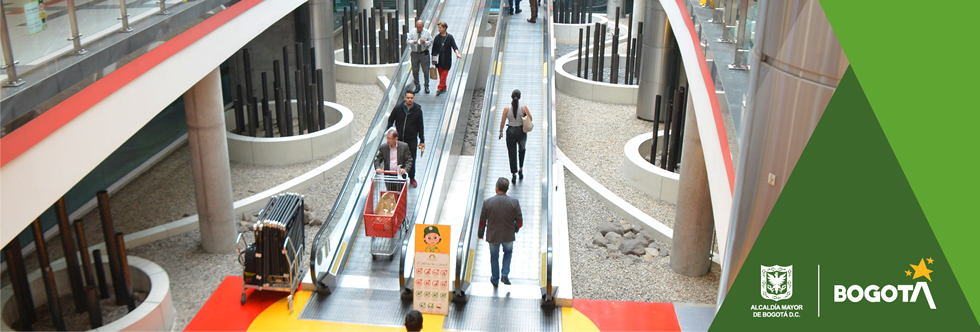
[905,270,912,276]
[927,257,934,264]
[910,258,934,282]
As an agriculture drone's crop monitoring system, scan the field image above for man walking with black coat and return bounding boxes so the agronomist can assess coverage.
[478,177,523,288]
[388,91,425,187]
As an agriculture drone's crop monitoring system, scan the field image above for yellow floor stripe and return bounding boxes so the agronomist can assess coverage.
[248,290,447,331]
[561,307,600,332]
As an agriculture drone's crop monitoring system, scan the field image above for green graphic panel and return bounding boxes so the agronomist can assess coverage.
[710,68,977,330]
[819,1,980,320]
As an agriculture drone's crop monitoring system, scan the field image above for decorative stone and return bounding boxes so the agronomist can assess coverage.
[645,248,660,257]
[605,243,619,253]
[623,232,635,240]
[304,211,317,224]
[598,222,624,235]
[643,254,656,262]
[592,232,608,247]
[648,242,661,250]
[310,218,323,226]
[249,215,258,223]
[629,255,642,264]
[636,233,650,246]
[659,249,669,257]
[604,232,623,246]
[621,239,646,256]
[620,221,632,232]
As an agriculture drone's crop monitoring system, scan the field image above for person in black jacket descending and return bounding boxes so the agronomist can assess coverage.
[388,91,426,187]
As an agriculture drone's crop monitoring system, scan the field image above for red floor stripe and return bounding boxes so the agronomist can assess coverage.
[183,276,287,332]
[573,299,681,331]
[0,0,262,167]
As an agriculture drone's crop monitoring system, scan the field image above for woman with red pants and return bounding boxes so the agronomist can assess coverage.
[432,21,461,96]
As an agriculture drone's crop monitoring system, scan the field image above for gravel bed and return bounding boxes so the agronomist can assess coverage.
[565,173,719,303]
[555,90,676,228]
[0,83,382,329]
[18,293,145,331]
[462,89,485,155]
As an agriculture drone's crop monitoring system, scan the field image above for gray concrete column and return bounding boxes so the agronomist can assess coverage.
[358,0,372,13]
[311,0,338,102]
[631,0,645,37]
[670,98,714,277]
[636,0,679,121]
[185,68,236,254]
[717,0,848,308]
[607,0,623,18]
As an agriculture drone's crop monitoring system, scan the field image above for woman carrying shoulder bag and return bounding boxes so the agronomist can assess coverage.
[498,89,532,182]
[432,21,461,96]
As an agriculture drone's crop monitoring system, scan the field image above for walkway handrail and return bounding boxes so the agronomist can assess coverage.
[453,4,509,300]
[540,0,557,304]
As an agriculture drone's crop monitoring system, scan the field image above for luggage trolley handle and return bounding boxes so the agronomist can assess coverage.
[236,233,248,266]
[282,237,303,287]
[376,170,408,180]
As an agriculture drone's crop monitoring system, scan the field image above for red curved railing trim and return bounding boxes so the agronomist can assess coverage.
[674,0,736,194]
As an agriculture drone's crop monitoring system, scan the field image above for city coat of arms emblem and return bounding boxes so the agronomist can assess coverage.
[761,265,793,301]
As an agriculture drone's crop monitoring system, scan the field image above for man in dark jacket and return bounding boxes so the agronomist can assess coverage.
[375,128,413,177]
[478,177,523,287]
[387,91,425,187]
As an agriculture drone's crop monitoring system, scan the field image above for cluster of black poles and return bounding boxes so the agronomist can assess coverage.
[576,7,642,85]
[340,2,409,65]
[244,194,305,287]
[2,192,135,330]
[233,43,327,138]
[651,86,688,172]
[553,0,595,24]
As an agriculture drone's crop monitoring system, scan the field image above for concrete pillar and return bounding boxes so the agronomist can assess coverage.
[716,0,848,308]
[358,0,372,13]
[631,0,645,37]
[607,0,622,18]
[670,98,714,277]
[636,0,679,121]
[185,68,236,254]
[311,0,338,102]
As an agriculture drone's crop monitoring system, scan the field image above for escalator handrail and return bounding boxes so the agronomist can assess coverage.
[540,0,557,302]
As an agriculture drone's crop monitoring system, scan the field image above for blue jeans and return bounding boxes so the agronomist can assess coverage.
[507,0,521,11]
[488,241,514,284]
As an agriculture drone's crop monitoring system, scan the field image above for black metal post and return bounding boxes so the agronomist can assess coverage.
[342,9,350,63]
[273,60,283,133]
[32,219,66,331]
[651,95,662,164]
[317,69,326,129]
[599,23,606,82]
[587,0,593,23]
[242,48,255,106]
[295,71,306,134]
[248,96,259,137]
[633,23,643,83]
[235,85,246,134]
[93,250,109,299]
[592,23,600,81]
[625,10,633,83]
[660,90,674,169]
[115,233,136,311]
[96,191,128,306]
[577,28,583,78]
[282,46,294,136]
[584,25,591,79]
[84,285,103,328]
[54,198,87,312]
[379,9,386,64]
[610,7,620,84]
[261,72,270,135]
[668,87,686,171]
[361,9,369,64]
[73,220,95,288]
[369,13,377,65]
[4,238,36,330]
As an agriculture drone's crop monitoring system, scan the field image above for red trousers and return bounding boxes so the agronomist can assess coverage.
[438,67,449,91]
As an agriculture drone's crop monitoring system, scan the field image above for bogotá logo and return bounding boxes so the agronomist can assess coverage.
[833,257,937,309]
[761,265,793,301]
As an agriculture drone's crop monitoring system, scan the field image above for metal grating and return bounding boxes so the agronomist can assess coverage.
[443,295,561,331]
[298,288,413,326]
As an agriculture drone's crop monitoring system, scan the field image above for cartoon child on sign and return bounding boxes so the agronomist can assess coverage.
[423,226,443,253]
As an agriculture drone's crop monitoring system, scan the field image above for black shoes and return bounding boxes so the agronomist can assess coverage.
[436,89,446,96]
[425,87,430,94]
[515,8,522,13]
[501,276,511,285]
[512,173,517,182]
[491,279,499,288]
[518,169,523,180]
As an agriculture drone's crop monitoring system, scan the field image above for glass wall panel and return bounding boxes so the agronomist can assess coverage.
[75,0,127,45]
[6,0,74,66]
